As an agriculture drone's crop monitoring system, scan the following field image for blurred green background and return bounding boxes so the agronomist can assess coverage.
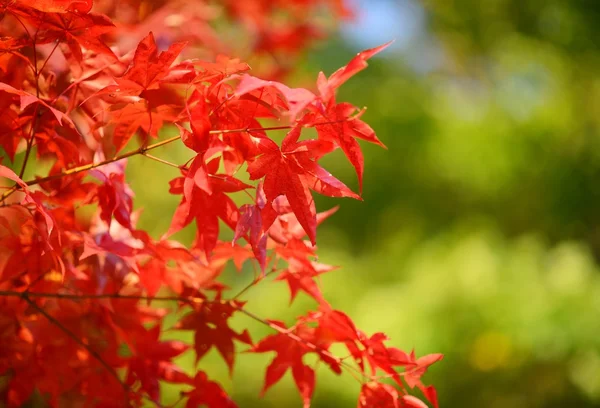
[126,0,600,407]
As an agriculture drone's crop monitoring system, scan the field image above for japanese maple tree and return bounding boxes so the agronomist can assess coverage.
[0,0,442,407]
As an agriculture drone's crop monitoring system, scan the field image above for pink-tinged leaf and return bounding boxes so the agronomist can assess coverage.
[234,75,316,119]
[234,204,261,242]
[296,157,360,200]
[0,82,73,126]
[402,395,430,408]
[90,161,134,229]
[0,165,55,239]
[0,164,28,190]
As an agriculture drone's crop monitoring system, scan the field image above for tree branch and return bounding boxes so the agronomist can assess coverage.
[1,118,353,204]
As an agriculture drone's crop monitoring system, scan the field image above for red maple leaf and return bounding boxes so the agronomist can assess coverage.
[276,253,337,304]
[251,323,317,408]
[358,382,401,408]
[183,372,238,408]
[306,103,386,192]
[108,98,181,154]
[317,41,393,103]
[176,299,252,374]
[111,32,187,96]
[247,125,359,244]
[90,160,134,229]
[166,155,251,257]
[125,325,190,403]
[23,9,116,62]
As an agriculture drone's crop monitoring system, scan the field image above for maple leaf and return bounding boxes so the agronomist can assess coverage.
[181,89,211,154]
[183,372,238,408]
[306,103,386,193]
[358,382,400,408]
[276,252,337,304]
[192,54,250,84]
[90,160,134,229]
[213,242,254,272]
[233,203,268,270]
[167,155,250,257]
[234,75,316,120]
[108,98,181,154]
[176,299,252,374]
[265,195,339,245]
[110,32,187,96]
[24,10,117,62]
[403,352,443,408]
[251,323,317,408]
[0,82,74,126]
[125,325,190,403]
[0,3,440,406]
[247,125,359,244]
[317,41,393,103]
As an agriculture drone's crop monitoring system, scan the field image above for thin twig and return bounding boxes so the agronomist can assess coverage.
[18,104,40,179]
[142,153,182,169]
[232,268,280,300]
[17,32,41,179]
[36,40,61,79]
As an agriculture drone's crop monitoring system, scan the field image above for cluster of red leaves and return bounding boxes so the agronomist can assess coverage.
[0,0,441,407]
